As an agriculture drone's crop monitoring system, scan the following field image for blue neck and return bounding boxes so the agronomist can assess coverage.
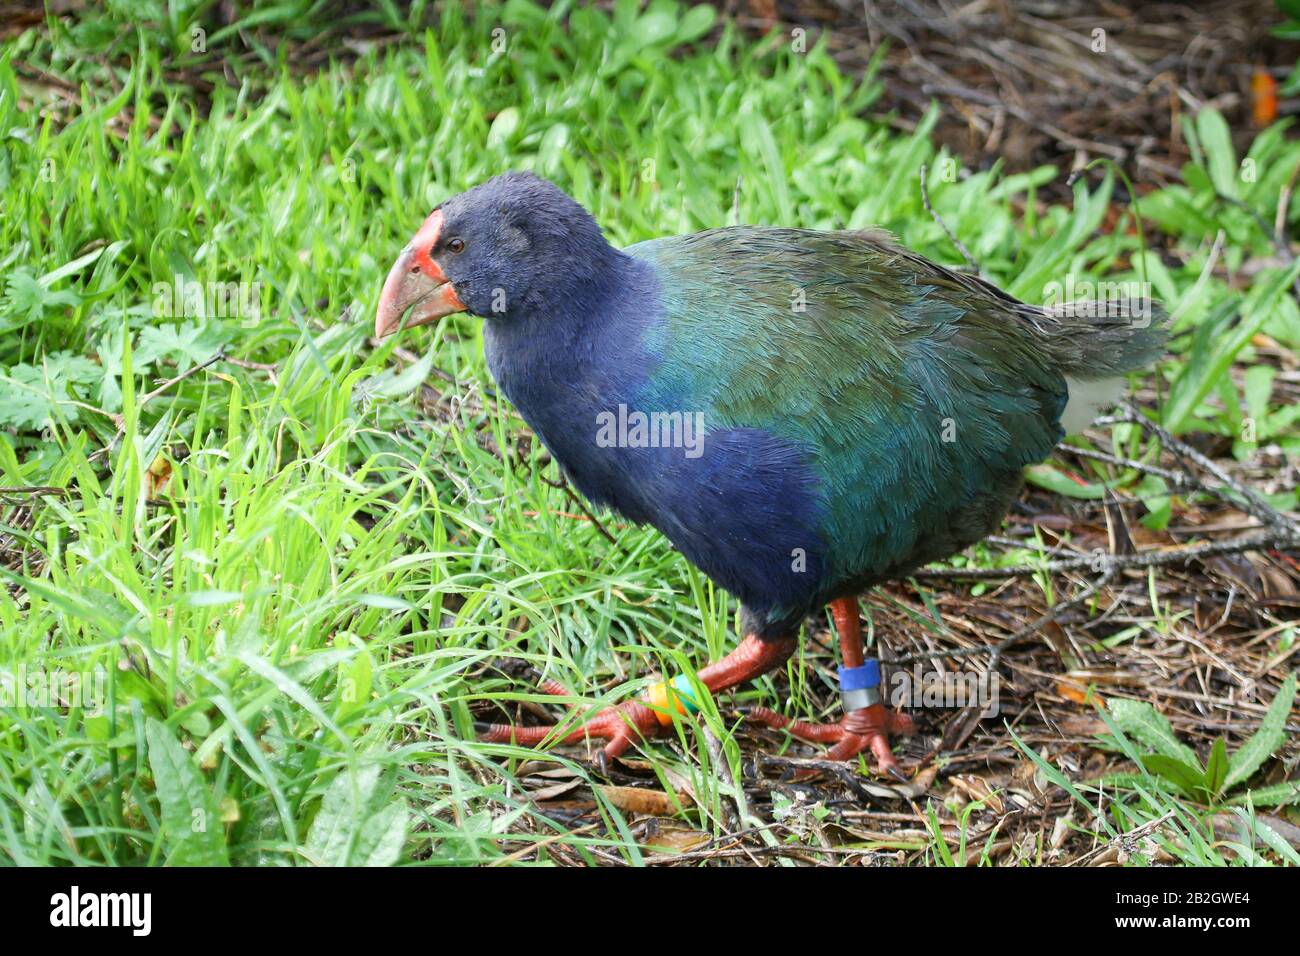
[481,251,662,511]
[482,250,660,415]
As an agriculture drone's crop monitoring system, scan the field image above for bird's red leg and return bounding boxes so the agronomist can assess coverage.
[748,596,914,778]
[479,633,797,767]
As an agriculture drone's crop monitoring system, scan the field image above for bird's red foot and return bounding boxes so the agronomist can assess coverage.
[476,683,668,772]
[747,702,915,779]
[478,634,797,771]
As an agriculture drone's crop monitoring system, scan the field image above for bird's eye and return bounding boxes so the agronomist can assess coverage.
[447,237,466,254]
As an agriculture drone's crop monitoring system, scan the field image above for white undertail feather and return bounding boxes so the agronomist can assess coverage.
[1061,376,1124,435]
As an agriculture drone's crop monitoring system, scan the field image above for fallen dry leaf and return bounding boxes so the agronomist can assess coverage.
[1050,812,1074,850]
[1252,69,1278,127]
[949,773,1005,814]
[528,778,583,802]
[1055,680,1106,708]
[596,784,691,816]
[146,454,172,497]
[644,821,711,853]
[1057,714,1108,736]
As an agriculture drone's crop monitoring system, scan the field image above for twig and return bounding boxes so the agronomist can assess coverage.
[138,351,226,405]
[752,752,920,802]
[1274,159,1300,253]
[222,356,278,372]
[1066,810,1176,867]
[643,841,869,865]
[1055,443,1195,488]
[895,568,1116,665]
[1118,401,1300,539]
[913,529,1295,582]
[536,469,621,549]
[90,351,227,462]
[919,163,980,273]
[921,82,1128,161]
[701,727,743,833]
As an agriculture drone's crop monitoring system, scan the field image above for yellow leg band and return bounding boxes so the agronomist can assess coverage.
[646,675,709,727]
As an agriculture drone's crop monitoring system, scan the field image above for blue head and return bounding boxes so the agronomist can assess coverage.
[375,171,622,335]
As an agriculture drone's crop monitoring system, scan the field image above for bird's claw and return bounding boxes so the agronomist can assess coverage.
[478,697,665,761]
[747,702,914,778]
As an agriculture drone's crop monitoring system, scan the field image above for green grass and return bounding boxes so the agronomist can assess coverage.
[1,0,1297,865]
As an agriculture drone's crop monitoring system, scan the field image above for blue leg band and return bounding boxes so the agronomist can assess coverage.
[839,658,882,711]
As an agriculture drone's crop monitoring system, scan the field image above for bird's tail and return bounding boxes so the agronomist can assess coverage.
[1035,297,1169,377]
[1027,296,1169,434]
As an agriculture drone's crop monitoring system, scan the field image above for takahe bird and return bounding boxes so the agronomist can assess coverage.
[376,171,1165,776]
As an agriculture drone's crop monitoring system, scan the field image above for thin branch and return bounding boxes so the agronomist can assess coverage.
[752,752,922,802]
[1065,810,1177,867]
[913,529,1295,582]
[1118,401,1300,539]
[536,468,621,549]
[90,351,227,462]
[1056,443,1195,488]
[138,350,226,405]
[895,568,1116,665]
[919,163,980,273]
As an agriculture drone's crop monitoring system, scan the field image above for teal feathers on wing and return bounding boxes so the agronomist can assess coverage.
[623,227,1163,628]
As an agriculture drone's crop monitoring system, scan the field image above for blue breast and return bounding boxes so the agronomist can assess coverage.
[482,258,831,630]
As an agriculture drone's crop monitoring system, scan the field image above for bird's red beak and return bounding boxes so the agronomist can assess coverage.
[375,208,467,337]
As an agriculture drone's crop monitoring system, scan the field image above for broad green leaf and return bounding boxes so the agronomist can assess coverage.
[634,6,679,48]
[304,766,409,867]
[1276,0,1300,21]
[1225,671,1296,789]
[1140,754,1209,800]
[334,635,374,721]
[358,350,432,399]
[1108,697,1200,767]
[1283,60,1300,97]
[1008,171,1113,300]
[740,111,793,224]
[39,244,114,288]
[1245,810,1300,866]
[487,107,521,150]
[146,718,229,866]
[135,320,229,372]
[1232,780,1300,808]
[1165,263,1300,432]
[538,122,570,175]
[1195,108,1237,198]
[1024,463,1108,499]
[0,364,62,430]
[0,350,102,429]
[1135,474,1172,531]
[2,269,81,329]
[1205,737,1228,797]
[676,4,716,43]
[1243,364,1275,424]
